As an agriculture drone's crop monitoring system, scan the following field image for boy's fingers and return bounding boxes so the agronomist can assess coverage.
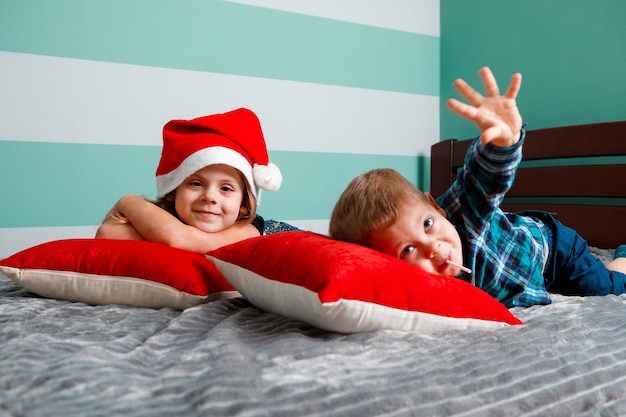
[479,126,500,144]
[504,73,523,99]
[446,98,478,120]
[453,78,483,107]
[480,67,500,97]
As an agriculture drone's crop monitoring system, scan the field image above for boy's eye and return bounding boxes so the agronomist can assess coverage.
[400,246,416,259]
[424,217,434,231]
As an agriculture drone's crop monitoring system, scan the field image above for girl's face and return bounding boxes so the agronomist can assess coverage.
[173,164,245,233]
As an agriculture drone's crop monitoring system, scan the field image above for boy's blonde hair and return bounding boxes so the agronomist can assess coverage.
[329,168,427,246]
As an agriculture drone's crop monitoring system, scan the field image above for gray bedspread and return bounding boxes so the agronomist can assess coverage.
[3,256,626,417]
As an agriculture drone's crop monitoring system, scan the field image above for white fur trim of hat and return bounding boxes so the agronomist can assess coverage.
[155,108,281,204]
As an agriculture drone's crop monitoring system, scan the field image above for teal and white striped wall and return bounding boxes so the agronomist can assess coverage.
[0,0,440,258]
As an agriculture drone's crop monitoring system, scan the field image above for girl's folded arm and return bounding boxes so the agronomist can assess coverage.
[96,194,260,253]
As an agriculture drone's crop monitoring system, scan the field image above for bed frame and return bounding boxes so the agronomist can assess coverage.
[431,121,626,249]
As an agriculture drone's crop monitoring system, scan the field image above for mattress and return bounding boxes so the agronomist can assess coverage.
[2,247,626,416]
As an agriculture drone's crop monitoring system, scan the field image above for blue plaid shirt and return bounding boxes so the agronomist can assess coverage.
[435,132,551,307]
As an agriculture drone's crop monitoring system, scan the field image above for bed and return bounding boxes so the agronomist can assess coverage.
[2,121,626,417]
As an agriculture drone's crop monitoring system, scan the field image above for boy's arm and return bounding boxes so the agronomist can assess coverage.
[95,194,260,253]
[439,134,523,230]
[439,67,524,230]
[446,67,523,148]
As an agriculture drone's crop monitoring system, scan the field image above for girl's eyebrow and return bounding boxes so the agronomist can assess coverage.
[218,179,243,190]
[189,172,239,183]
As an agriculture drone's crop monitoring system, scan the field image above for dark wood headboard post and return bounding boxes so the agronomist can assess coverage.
[429,121,626,249]
[430,139,456,197]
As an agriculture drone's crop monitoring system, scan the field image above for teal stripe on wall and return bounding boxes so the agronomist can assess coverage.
[263,151,426,221]
[0,141,160,228]
[0,0,439,96]
[440,0,626,140]
[1,141,425,228]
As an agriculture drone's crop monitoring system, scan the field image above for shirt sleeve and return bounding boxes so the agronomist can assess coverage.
[438,131,525,239]
[251,215,265,235]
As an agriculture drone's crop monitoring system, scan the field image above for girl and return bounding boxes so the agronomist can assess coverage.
[96,108,282,253]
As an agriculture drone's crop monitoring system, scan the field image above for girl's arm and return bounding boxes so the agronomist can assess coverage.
[95,194,260,253]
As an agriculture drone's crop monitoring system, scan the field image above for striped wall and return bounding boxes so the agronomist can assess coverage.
[0,0,440,258]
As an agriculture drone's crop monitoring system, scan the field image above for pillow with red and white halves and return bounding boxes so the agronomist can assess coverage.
[0,239,238,309]
[206,231,522,333]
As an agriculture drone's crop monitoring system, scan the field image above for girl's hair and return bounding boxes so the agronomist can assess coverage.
[329,168,426,246]
[103,169,257,227]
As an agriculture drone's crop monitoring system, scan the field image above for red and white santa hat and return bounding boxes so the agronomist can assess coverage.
[155,108,281,203]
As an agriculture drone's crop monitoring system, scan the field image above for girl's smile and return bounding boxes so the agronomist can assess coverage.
[173,164,245,233]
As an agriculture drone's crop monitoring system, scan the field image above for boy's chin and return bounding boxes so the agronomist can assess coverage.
[435,263,455,277]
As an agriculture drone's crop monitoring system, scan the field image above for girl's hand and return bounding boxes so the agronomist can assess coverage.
[96,210,144,241]
[446,67,523,148]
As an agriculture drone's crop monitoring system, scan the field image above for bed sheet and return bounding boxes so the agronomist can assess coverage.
[2,248,626,417]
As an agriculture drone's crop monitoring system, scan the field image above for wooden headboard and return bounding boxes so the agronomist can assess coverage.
[430,121,626,249]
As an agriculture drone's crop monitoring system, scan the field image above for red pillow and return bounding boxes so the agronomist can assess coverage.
[207,231,522,333]
[0,239,238,309]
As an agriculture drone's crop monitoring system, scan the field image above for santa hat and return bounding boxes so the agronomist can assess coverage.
[155,108,282,203]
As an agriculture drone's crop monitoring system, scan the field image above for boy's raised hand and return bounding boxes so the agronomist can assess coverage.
[446,67,523,148]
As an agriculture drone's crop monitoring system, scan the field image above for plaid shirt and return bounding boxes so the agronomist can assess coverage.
[436,132,551,307]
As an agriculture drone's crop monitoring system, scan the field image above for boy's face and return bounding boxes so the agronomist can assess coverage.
[368,194,465,276]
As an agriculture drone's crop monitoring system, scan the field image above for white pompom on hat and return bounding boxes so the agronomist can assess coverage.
[155,108,282,204]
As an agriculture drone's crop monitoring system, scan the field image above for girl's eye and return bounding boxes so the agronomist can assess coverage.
[400,246,416,259]
[424,217,434,231]
[220,185,235,192]
[189,180,203,187]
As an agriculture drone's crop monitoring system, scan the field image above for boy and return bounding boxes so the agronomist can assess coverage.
[329,67,626,307]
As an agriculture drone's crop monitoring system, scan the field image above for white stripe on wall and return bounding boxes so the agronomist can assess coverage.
[0,226,100,260]
[283,219,330,236]
[0,52,439,157]
[0,221,329,260]
[224,0,440,36]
